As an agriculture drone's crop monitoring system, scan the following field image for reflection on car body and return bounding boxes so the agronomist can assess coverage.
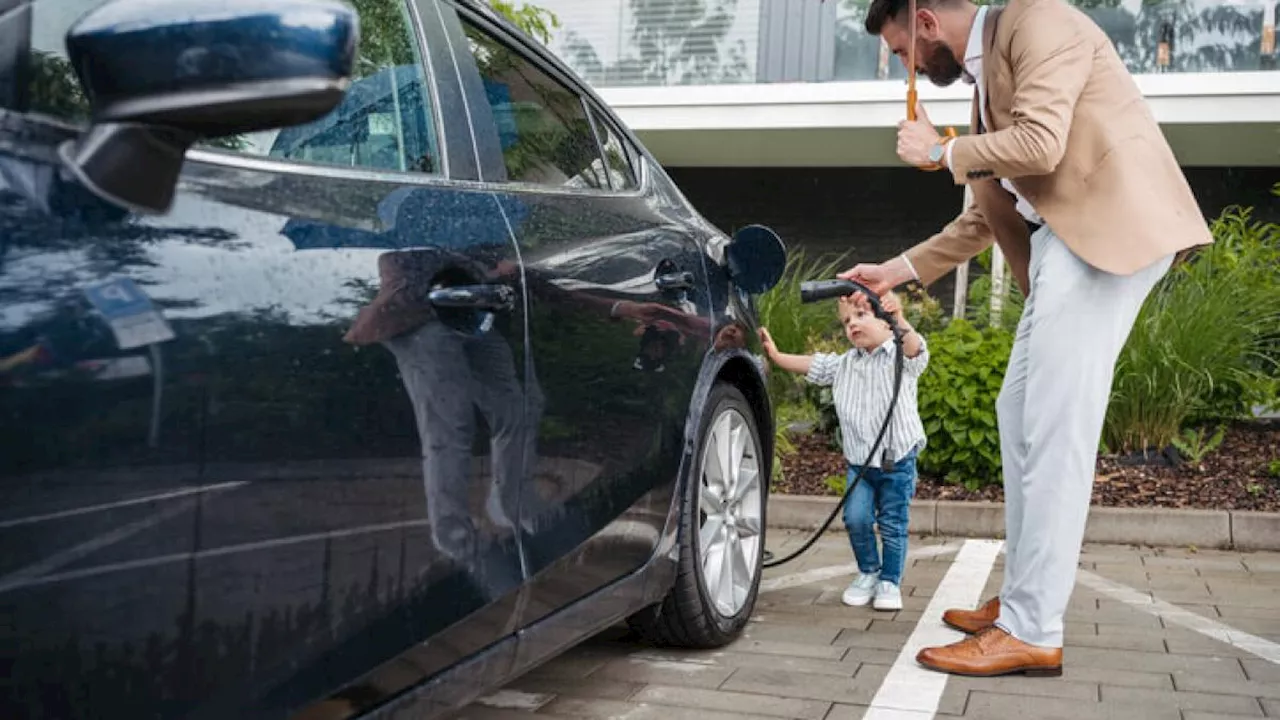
[0,0,785,718]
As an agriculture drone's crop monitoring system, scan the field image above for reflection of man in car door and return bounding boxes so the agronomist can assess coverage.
[344,248,539,563]
[339,187,709,565]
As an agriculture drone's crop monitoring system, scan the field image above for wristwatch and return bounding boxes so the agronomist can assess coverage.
[928,136,954,166]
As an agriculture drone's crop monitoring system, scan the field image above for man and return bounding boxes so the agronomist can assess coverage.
[844,0,1213,677]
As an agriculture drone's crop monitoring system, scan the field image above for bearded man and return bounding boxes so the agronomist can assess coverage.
[843,0,1213,677]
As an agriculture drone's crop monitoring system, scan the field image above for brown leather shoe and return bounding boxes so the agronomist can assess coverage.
[942,596,1000,634]
[916,626,1063,677]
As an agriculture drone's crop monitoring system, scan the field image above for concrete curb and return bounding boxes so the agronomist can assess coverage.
[766,494,1280,551]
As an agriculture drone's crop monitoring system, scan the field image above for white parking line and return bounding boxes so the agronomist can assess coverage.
[0,481,248,530]
[1077,569,1280,665]
[760,543,960,594]
[862,538,1004,720]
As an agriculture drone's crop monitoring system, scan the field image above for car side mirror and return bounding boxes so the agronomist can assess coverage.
[57,0,358,214]
[726,224,787,295]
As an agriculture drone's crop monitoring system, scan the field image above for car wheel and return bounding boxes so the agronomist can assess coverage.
[628,381,767,648]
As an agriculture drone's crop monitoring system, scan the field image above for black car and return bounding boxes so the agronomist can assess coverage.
[0,0,788,717]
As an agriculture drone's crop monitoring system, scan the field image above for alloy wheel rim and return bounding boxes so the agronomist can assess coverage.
[697,407,763,618]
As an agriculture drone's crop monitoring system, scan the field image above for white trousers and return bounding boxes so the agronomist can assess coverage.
[995,226,1173,648]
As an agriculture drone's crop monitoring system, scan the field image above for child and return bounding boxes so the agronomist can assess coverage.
[759,291,928,611]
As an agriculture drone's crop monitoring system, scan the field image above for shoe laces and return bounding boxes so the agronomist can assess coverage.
[876,581,899,595]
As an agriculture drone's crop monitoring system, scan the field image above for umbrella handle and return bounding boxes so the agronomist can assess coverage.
[906,0,957,172]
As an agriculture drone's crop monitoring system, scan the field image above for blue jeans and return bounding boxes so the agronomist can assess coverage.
[842,450,918,585]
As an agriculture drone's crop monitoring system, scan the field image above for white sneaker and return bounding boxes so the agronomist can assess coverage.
[872,581,903,611]
[842,572,880,606]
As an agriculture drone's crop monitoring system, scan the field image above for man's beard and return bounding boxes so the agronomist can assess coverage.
[920,41,964,87]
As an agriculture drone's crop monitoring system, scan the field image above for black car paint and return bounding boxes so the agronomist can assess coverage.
[0,0,774,718]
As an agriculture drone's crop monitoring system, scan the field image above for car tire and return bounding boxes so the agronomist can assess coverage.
[628,381,767,648]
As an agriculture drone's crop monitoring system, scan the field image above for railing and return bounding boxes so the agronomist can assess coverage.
[533,0,1279,87]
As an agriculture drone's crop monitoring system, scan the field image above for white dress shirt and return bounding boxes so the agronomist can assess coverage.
[947,5,1043,225]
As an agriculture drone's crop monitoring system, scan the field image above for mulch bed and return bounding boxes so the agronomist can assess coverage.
[775,420,1280,513]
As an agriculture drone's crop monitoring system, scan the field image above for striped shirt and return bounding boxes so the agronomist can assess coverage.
[805,336,929,468]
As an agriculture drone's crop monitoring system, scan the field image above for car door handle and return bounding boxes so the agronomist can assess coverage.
[428,284,516,312]
[655,271,694,291]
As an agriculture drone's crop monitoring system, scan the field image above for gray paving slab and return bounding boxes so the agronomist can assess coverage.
[446,531,1280,720]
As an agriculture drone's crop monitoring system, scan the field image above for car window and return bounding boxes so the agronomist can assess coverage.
[204,0,441,174]
[587,106,638,191]
[459,17,609,190]
[23,0,441,176]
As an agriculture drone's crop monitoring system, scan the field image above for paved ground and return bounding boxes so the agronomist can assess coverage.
[448,531,1280,720]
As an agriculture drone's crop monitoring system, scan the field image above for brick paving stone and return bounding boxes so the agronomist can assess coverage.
[718,666,882,705]
[950,675,1099,701]
[830,627,919,651]
[1172,672,1280,700]
[1182,714,1273,720]
[1065,628,1168,653]
[750,611,873,630]
[546,698,782,720]
[589,657,737,689]
[864,619,917,636]
[838,647,902,668]
[628,686,832,720]
[1262,698,1280,716]
[962,691,1181,720]
[629,648,855,677]
[729,636,851,660]
[1064,647,1249,679]
[451,706,575,720]
[1164,632,1263,658]
[819,704,871,720]
[1242,658,1280,684]
[1214,605,1280,621]
[1061,665,1174,690]
[1099,685,1265,715]
[504,676,643,701]
[741,623,845,646]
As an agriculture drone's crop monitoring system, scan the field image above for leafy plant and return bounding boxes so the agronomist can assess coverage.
[964,247,1025,334]
[1103,205,1280,453]
[915,318,1014,488]
[1170,424,1226,464]
[1269,459,1280,479]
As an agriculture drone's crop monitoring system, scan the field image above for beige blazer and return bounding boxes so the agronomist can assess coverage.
[904,0,1213,296]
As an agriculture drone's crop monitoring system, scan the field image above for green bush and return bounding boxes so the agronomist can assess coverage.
[916,318,1013,488]
[1102,205,1280,454]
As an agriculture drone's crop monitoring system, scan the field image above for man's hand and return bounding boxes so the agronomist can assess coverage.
[897,101,942,168]
[837,257,914,296]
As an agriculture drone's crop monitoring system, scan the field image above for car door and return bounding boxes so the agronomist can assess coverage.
[438,1,713,637]
[1,0,533,717]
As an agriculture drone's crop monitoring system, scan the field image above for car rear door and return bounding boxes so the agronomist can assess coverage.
[436,0,714,641]
[1,0,534,717]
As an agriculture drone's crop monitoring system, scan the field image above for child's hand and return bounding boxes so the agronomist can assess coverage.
[758,327,779,358]
[880,292,904,319]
